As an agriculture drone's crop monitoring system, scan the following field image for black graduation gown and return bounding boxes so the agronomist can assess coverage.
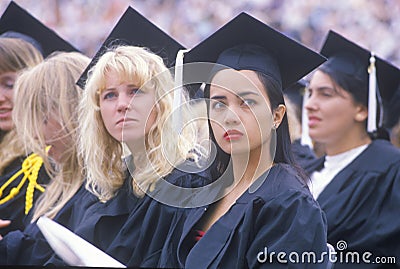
[0,183,98,265]
[44,176,140,266]
[1,156,24,176]
[291,139,317,169]
[0,158,50,236]
[101,166,212,268]
[175,164,328,269]
[305,139,400,269]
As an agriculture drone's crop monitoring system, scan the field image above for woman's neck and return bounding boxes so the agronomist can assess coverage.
[231,145,274,187]
[324,128,371,156]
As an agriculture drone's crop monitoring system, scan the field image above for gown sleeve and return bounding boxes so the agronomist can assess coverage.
[0,223,52,265]
[106,168,211,268]
[0,184,97,265]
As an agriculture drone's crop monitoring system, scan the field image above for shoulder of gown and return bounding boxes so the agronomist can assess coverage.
[315,139,400,267]
[102,164,212,268]
[291,139,318,169]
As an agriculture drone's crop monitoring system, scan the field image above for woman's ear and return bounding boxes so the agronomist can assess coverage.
[354,104,368,122]
[273,104,286,129]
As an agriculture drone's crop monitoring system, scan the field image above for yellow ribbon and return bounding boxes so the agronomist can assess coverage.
[0,147,49,214]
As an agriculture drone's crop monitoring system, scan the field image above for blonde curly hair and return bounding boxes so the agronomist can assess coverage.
[81,45,202,201]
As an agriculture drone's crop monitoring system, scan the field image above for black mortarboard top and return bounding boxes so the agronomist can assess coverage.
[76,6,185,89]
[320,30,400,102]
[183,12,326,91]
[320,30,400,133]
[0,1,78,57]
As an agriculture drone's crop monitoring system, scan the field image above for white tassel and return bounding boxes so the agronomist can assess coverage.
[367,52,377,133]
[173,49,189,134]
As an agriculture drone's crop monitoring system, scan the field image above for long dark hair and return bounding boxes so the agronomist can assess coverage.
[205,70,308,183]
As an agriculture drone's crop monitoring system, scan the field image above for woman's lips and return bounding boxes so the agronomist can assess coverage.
[116,118,136,127]
[308,116,321,127]
[223,129,244,141]
[0,108,12,119]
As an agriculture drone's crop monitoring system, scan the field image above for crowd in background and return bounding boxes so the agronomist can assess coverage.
[1,0,399,67]
[1,1,400,267]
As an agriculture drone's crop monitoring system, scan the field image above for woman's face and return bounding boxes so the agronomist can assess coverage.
[305,70,367,144]
[40,115,67,162]
[209,69,274,155]
[0,72,16,131]
[99,70,157,145]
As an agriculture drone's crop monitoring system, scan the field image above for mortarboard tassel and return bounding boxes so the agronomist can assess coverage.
[367,52,377,133]
[173,49,189,134]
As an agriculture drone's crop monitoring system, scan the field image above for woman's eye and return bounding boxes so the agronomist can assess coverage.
[0,80,14,90]
[321,90,334,97]
[130,88,142,95]
[211,101,226,110]
[242,99,256,107]
[103,92,117,100]
[5,83,14,89]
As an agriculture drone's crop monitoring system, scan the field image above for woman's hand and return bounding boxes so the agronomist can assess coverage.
[0,219,11,240]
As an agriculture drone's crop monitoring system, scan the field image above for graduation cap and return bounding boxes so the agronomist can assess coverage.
[76,6,185,89]
[183,12,326,91]
[319,30,400,134]
[0,1,78,57]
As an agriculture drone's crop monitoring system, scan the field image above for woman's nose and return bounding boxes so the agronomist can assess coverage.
[304,92,318,111]
[223,106,241,125]
[117,96,131,112]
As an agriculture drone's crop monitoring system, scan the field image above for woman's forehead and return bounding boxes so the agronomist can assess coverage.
[210,69,268,100]
[104,70,140,86]
[211,69,262,90]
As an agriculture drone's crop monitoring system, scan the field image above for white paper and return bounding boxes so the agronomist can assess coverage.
[37,216,126,268]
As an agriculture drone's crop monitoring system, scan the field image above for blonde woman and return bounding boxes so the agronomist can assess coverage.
[0,37,43,235]
[0,21,77,234]
[0,52,99,265]
[46,45,210,268]
[0,38,43,174]
[0,3,78,232]
[14,51,91,222]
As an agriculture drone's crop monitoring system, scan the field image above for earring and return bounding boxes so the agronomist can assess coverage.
[272,122,278,129]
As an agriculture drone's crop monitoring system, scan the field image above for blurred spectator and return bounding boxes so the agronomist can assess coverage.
[1,0,399,66]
